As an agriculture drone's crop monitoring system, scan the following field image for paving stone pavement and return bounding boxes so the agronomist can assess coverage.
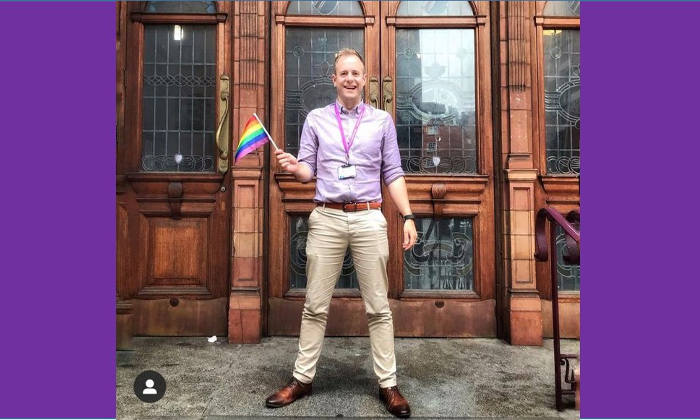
[117,337,580,419]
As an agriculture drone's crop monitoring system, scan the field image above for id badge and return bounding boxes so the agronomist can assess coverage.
[338,164,357,180]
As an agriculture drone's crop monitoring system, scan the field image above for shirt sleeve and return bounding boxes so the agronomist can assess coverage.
[380,112,405,186]
[296,112,318,176]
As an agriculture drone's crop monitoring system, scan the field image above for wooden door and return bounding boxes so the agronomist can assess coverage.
[117,1,232,336]
[268,0,495,337]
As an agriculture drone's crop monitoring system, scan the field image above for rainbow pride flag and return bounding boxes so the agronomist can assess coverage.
[235,115,270,162]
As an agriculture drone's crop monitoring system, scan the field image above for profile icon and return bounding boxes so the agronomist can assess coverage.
[142,379,157,395]
[134,370,166,403]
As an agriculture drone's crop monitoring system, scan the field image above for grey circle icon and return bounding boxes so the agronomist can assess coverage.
[134,370,166,403]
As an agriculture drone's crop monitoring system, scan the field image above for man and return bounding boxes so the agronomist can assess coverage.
[266,48,417,418]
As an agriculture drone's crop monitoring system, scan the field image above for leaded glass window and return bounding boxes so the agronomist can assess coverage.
[543,1,580,17]
[287,1,362,16]
[285,28,364,156]
[396,1,473,16]
[396,29,477,174]
[144,1,216,14]
[404,217,474,290]
[543,29,580,175]
[141,25,216,172]
[555,225,580,291]
[289,215,358,289]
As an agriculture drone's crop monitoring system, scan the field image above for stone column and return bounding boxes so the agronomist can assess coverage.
[228,1,267,343]
[498,1,542,345]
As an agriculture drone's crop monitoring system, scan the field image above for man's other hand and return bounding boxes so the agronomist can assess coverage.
[403,219,417,250]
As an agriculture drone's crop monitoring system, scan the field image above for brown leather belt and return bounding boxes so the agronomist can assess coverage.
[318,201,381,212]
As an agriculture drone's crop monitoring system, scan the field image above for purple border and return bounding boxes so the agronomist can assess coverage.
[0,2,116,418]
[1,1,700,418]
[583,2,700,418]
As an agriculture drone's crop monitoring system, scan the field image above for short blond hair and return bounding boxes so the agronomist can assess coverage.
[333,48,365,73]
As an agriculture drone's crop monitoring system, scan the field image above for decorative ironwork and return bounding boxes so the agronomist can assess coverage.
[142,154,215,171]
[287,0,362,16]
[404,217,474,290]
[396,29,477,174]
[144,1,216,14]
[141,25,216,172]
[543,1,580,17]
[396,1,473,16]
[285,28,363,156]
[556,225,580,291]
[543,29,580,175]
[533,207,580,410]
[144,73,215,88]
[289,215,359,289]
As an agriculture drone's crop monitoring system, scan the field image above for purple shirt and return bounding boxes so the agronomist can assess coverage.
[297,101,405,203]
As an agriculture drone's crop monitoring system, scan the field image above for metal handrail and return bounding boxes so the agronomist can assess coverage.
[534,206,580,410]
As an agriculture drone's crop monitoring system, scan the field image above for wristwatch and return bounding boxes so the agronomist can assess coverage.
[402,213,415,222]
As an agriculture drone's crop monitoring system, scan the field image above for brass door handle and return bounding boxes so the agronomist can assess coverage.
[369,76,379,108]
[215,75,230,175]
[382,76,393,115]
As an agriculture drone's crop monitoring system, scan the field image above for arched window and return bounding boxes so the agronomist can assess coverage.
[287,0,362,16]
[144,1,216,14]
[543,1,580,17]
[396,1,473,17]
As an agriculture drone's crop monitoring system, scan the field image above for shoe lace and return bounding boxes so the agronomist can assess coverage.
[385,386,401,401]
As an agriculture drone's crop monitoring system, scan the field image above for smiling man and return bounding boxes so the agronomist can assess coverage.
[266,48,417,418]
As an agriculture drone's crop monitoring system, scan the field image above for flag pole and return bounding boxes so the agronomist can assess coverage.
[252,113,279,151]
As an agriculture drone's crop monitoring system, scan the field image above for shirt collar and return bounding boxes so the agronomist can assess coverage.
[335,99,365,115]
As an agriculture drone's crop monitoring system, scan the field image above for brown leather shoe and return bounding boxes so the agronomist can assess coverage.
[379,386,411,418]
[265,378,312,408]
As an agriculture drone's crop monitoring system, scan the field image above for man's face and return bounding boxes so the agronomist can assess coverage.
[331,54,366,105]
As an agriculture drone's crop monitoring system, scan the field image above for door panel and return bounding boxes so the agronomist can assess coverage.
[117,1,232,336]
[380,1,496,337]
[268,1,381,335]
[268,0,495,337]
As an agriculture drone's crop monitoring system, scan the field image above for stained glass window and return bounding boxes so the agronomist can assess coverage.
[287,1,362,16]
[141,25,217,172]
[396,29,477,174]
[397,1,473,16]
[144,1,216,14]
[285,28,364,156]
[404,217,474,290]
[289,215,358,289]
[543,29,580,175]
[555,225,580,291]
[543,1,580,17]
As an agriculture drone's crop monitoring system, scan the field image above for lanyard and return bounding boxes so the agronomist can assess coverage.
[334,102,366,163]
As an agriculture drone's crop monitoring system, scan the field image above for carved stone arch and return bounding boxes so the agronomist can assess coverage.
[391,1,477,16]
[283,0,367,17]
[535,1,546,16]
[468,1,483,16]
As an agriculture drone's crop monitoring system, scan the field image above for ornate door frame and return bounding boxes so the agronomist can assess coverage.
[267,0,496,337]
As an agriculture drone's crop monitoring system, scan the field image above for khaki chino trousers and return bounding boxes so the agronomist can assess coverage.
[292,206,398,388]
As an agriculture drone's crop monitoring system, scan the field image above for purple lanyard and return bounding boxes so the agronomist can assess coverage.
[334,102,366,163]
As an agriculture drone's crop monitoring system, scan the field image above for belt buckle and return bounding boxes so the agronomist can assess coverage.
[344,202,356,212]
